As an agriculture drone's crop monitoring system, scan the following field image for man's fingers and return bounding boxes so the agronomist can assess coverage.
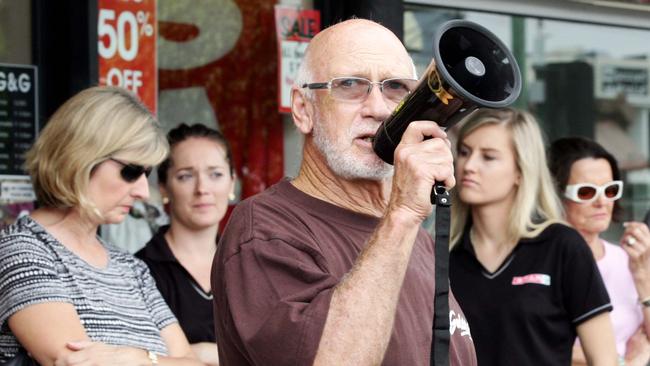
[399,120,447,144]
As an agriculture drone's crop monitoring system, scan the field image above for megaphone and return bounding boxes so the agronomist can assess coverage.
[373,20,522,164]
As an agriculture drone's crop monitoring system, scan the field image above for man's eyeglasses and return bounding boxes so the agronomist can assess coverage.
[564,180,623,203]
[302,77,418,103]
[109,158,153,183]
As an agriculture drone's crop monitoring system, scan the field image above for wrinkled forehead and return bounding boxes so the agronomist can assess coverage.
[310,22,414,81]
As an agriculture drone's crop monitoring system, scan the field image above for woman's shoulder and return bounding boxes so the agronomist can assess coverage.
[527,222,582,243]
[1,215,39,237]
[0,216,54,255]
[530,222,591,253]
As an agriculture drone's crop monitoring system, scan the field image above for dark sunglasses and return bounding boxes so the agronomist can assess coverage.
[109,158,152,183]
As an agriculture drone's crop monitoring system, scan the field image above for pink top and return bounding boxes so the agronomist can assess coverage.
[597,239,644,356]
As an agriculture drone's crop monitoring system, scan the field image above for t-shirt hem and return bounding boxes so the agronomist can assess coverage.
[157,316,179,331]
[572,303,613,325]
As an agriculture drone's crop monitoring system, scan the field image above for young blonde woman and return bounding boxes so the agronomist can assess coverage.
[0,86,203,365]
[449,108,617,366]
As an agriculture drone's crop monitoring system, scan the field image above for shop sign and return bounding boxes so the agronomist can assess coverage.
[0,180,35,203]
[0,63,37,179]
[594,59,650,105]
[274,6,320,113]
[98,0,157,113]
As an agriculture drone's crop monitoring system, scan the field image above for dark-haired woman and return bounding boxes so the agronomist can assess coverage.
[137,123,236,366]
[549,137,650,366]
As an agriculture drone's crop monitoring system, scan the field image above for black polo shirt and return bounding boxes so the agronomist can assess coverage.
[135,226,216,343]
[450,223,611,366]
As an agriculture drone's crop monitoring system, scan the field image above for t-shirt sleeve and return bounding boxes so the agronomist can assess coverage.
[560,227,612,325]
[132,257,178,330]
[222,237,339,366]
[0,232,72,326]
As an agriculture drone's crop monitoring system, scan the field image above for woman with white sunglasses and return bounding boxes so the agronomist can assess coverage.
[549,136,650,366]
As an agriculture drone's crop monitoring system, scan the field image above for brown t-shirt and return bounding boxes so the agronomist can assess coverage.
[212,179,477,366]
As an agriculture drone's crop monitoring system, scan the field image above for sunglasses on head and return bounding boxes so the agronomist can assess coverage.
[109,158,152,183]
[564,180,623,203]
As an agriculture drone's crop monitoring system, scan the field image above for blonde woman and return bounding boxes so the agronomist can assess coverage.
[449,108,617,365]
[0,86,203,365]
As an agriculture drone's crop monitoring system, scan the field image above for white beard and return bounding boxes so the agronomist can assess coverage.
[312,114,393,181]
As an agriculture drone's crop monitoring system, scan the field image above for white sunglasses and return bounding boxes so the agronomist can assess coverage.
[564,180,624,203]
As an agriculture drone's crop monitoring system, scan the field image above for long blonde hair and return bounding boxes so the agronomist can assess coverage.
[450,108,563,248]
[25,86,168,219]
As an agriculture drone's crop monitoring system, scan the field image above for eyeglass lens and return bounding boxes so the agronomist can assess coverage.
[110,158,152,183]
[330,77,415,102]
[576,183,620,200]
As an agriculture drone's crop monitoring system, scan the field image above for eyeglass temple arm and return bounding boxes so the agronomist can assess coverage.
[302,82,329,89]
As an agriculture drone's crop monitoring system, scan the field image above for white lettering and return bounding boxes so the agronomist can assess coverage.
[18,73,31,93]
[105,68,143,94]
[449,310,472,339]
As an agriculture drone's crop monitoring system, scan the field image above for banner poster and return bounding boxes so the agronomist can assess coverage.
[98,0,157,113]
[274,6,320,113]
[158,0,285,204]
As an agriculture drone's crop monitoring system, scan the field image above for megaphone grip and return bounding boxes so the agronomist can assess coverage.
[431,182,451,206]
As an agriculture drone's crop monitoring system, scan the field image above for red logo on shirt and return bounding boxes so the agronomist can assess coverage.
[511,273,551,286]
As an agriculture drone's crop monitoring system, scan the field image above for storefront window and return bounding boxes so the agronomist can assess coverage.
[405,5,650,239]
[0,0,31,64]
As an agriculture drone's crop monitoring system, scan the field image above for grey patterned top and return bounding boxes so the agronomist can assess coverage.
[0,215,177,362]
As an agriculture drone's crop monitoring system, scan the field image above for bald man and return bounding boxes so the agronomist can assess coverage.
[212,19,477,366]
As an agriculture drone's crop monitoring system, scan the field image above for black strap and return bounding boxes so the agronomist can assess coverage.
[430,183,450,366]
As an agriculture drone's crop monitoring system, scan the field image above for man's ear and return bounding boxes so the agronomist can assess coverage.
[291,87,315,134]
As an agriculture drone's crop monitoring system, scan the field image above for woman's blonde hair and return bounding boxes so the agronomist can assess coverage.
[450,108,563,248]
[25,86,168,218]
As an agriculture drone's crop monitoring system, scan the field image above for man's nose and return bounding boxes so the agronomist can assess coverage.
[361,84,392,120]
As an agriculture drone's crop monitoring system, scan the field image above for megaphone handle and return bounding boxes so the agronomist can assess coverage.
[430,180,451,365]
[430,182,450,206]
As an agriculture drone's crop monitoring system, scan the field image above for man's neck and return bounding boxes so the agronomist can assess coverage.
[292,146,390,218]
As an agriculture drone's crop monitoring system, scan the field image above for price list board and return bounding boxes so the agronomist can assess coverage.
[0,64,38,178]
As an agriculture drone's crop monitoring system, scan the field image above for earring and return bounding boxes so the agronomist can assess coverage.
[162,196,169,204]
[228,192,236,201]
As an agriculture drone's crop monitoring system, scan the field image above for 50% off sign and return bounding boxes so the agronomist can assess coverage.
[98,0,157,113]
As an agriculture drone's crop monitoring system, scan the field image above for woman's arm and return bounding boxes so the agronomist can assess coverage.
[9,302,205,366]
[577,312,618,366]
[8,302,89,365]
[189,342,219,366]
[571,343,588,366]
[624,326,650,366]
[621,222,650,337]
[56,324,204,365]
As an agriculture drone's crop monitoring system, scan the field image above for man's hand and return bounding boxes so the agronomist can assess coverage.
[388,120,455,222]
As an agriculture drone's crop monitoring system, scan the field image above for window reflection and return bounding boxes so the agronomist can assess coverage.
[405,5,650,239]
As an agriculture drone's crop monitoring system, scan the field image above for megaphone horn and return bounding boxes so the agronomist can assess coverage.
[373,20,522,164]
